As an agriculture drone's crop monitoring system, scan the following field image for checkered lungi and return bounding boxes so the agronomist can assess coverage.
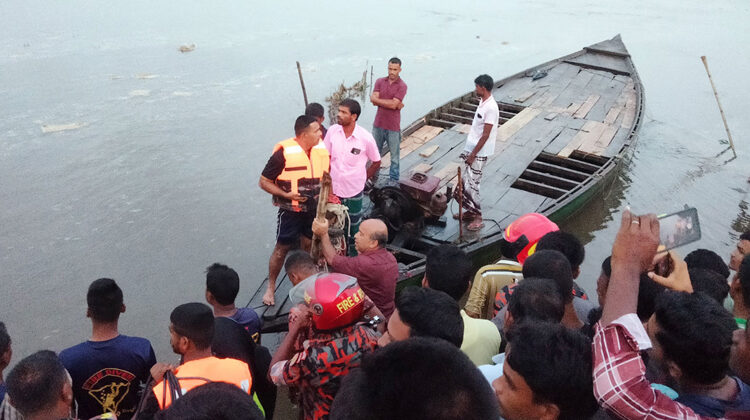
[457,152,487,217]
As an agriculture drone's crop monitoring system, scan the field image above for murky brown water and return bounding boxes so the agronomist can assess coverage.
[1,4,749,414]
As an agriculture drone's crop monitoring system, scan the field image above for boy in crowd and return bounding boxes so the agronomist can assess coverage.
[305,102,327,139]
[535,230,596,320]
[493,321,598,420]
[330,337,499,420]
[685,248,731,280]
[689,268,730,304]
[478,277,565,384]
[205,263,262,342]
[377,286,464,348]
[422,244,501,365]
[59,278,156,420]
[493,250,581,331]
[6,350,74,420]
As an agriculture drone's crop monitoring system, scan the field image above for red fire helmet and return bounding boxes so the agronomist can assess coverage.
[502,213,559,264]
[289,272,365,331]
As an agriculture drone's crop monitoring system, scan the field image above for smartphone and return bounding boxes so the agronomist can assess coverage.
[657,207,701,251]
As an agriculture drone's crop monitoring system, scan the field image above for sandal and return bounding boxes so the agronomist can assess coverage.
[467,219,485,231]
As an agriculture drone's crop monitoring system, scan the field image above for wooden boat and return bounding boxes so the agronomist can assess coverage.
[248,35,644,333]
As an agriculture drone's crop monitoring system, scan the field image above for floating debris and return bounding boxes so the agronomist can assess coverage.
[325,69,369,123]
[136,73,158,79]
[129,89,151,97]
[179,44,196,53]
[414,53,435,62]
[41,122,87,134]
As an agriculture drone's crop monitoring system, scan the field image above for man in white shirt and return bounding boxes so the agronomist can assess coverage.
[456,74,499,231]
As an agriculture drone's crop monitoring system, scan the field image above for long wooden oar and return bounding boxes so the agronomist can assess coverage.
[701,56,736,158]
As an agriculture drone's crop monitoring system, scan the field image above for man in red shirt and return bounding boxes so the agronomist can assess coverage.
[312,217,398,319]
[370,57,407,181]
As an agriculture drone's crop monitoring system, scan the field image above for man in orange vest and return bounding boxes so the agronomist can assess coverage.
[136,303,255,418]
[259,115,330,306]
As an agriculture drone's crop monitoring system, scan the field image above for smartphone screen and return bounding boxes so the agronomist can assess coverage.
[657,207,701,250]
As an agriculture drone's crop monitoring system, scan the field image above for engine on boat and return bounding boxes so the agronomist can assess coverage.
[369,172,449,236]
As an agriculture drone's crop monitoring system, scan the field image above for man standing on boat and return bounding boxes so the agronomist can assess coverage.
[259,115,330,306]
[324,99,381,254]
[456,74,499,231]
[370,57,407,181]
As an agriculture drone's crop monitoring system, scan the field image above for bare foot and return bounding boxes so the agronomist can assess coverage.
[263,287,275,306]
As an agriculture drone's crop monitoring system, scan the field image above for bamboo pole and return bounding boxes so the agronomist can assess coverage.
[701,56,736,158]
[457,167,463,242]
[296,61,309,107]
[310,172,332,262]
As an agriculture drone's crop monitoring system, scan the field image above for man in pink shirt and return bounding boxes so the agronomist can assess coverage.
[370,57,407,181]
[323,99,381,253]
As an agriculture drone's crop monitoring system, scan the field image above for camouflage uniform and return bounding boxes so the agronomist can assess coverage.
[271,323,379,420]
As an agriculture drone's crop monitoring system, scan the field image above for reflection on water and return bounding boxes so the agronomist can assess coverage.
[559,158,632,244]
[731,200,750,239]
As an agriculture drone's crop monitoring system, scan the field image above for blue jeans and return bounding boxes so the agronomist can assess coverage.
[372,126,401,181]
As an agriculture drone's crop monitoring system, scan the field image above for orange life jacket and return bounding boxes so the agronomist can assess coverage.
[152,356,252,410]
[273,138,330,212]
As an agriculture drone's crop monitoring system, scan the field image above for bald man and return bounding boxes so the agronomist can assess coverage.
[312,218,398,318]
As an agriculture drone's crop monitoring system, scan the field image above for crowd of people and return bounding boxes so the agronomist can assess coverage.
[2,214,748,419]
[2,58,750,420]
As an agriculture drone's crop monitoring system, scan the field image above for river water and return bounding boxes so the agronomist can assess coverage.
[1,1,749,367]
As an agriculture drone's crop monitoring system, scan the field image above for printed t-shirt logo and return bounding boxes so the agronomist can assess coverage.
[83,368,136,416]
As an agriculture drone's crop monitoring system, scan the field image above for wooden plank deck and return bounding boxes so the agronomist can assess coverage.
[408,46,640,240]
[382,125,443,168]
[380,37,637,244]
[253,36,643,333]
[400,44,638,238]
